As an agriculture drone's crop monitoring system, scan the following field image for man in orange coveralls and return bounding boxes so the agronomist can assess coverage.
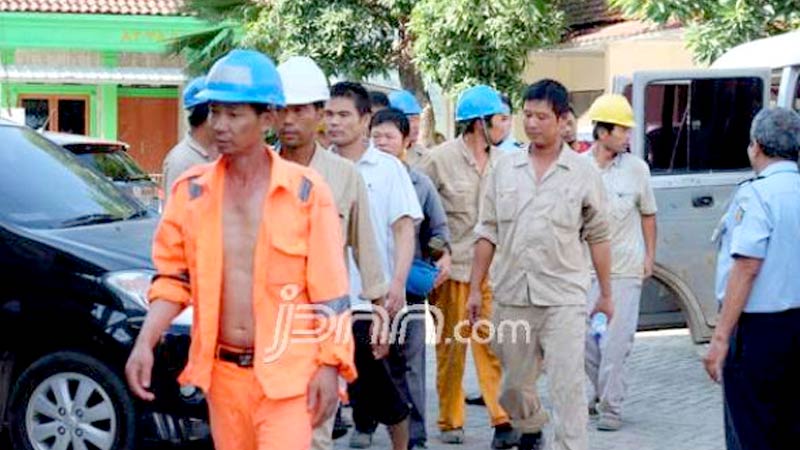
[124,49,355,450]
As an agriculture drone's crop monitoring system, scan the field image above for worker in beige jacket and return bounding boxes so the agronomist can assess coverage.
[161,76,217,197]
[417,84,518,449]
[276,56,388,450]
[470,79,613,450]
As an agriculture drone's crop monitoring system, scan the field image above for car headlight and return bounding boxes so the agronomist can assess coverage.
[104,270,155,311]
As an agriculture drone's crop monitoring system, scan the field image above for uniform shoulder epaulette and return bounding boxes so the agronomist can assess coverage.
[187,176,202,200]
[299,176,313,202]
[738,175,764,186]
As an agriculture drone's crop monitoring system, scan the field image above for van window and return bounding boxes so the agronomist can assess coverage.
[643,77,764,174]
[794,77,800,112]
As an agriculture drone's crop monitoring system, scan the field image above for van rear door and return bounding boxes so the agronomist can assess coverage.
[630,68,769,341]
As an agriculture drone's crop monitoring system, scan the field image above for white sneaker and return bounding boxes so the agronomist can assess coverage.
[597,414,623,431]
[349,431,373,448]
[440,428,465,444]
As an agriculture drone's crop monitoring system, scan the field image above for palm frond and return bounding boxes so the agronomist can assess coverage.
[167,26,238,76]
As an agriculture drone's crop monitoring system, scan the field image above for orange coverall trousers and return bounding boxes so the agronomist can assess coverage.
[206,360,313,450]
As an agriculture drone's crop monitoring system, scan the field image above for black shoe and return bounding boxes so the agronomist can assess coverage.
[465,395,486,406]
[332,407,351,440]
[518,432,543,450]
[332,424,349,440]
[491,423,520,449]
[408,440,428,450]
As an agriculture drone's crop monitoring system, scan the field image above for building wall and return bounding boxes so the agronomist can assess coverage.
[14,49,101,66]
[510,35,698,142]
[524,51,607,92]
[0,12,210,174]
[605,39,700,90]
[118,52,184,68]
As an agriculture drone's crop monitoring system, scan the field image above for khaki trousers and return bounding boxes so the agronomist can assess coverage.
[493,304,588,450]
[310,406,336,450]
[585,277,643,419]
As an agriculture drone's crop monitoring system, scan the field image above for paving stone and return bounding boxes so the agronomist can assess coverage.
[335,329,725,450]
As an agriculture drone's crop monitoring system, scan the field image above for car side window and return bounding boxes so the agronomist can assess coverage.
[643,77,764,175]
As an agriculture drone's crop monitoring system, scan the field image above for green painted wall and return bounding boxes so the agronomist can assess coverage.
[101,51,119,68]
[100,85,118,139]
[0,13,213,53]
[118,87,179,99]
[0,49,13,65]
[0,12,200,139]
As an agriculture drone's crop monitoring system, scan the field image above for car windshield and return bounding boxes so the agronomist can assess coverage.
[0,125,144,229]
[70,146,151,182]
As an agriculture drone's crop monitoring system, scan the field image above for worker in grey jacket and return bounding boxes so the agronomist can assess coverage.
[370,107,452,450]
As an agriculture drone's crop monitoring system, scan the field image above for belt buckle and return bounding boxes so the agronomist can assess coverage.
[237,353,254,367]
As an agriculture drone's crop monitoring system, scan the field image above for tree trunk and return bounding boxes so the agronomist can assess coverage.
[396,19,437,147]
[398,60,429,105]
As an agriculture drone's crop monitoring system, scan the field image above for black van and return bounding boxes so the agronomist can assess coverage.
[0,119,209,449]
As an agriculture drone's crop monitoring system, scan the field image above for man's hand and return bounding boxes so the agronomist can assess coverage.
[433,252,452,288]
[643,255,655,279]
[591,292,614,322]
[370,312,390,360]
[467,287,482,325]
[703,337,729,383]
[307,365,339,428]
[125,343,156,401]
[385,280,407,318]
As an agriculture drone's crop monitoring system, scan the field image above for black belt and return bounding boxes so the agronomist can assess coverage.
[215,346,255,367]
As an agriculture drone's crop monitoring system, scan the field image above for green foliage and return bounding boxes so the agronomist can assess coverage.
[168,0,260,75]
[243,0,398,80]
[173,0,565,100]
[611,0,800,63]
[410,0,562,99]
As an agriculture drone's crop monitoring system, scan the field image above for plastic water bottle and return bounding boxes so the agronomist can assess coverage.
[590,312,608,344]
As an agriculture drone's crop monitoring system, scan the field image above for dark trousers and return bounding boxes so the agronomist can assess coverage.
[723,307,800,450]
[348,314,410,434]
[403,295,428,446]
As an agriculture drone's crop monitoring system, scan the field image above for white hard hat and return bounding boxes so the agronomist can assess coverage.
[277,56,330,106]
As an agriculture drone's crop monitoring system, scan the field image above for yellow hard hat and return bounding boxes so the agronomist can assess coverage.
[587,94,635,128]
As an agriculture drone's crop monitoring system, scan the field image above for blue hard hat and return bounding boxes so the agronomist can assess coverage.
[406,259,440,298]
[197,49,285,107]
[389,90,422,115]
[455,85,505,122]
[183,76,207,109]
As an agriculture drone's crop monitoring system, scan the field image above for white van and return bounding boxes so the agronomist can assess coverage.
[627,30,800,342]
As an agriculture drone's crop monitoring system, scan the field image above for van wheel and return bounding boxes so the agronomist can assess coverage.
[8,351,136,450]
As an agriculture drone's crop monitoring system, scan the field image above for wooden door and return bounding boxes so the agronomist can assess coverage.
[118,97,178,174]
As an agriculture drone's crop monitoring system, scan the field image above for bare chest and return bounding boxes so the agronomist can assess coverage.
[222,180,268,262]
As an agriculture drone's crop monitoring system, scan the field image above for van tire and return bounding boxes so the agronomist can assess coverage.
[7,351,136,450]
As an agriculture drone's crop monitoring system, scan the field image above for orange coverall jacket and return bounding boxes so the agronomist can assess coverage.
[148,147,356,399]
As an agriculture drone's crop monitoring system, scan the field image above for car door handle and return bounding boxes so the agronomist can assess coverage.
[692,195,714,208]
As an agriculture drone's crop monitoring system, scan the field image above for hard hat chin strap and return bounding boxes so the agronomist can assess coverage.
[480,117,494,152]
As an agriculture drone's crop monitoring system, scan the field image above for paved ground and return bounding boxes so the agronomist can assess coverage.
[334,328,725,450]
[0,330,722,450]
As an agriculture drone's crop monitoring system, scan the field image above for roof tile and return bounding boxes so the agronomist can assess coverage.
[561,0,622,28]
[0,0,186,16]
